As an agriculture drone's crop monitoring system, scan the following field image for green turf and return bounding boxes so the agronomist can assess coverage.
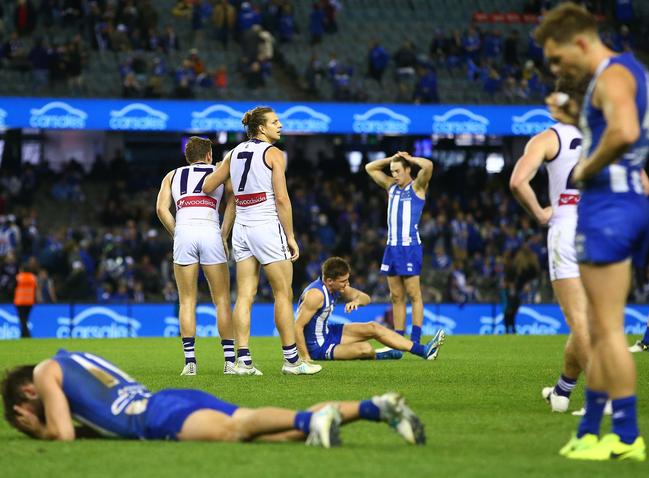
[1,336,648,477]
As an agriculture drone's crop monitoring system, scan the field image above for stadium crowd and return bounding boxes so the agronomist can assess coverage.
[6,145,645,308]
[0,1,642,103]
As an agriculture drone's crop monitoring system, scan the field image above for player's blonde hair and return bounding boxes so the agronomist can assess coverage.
[242,106,274,139]
[184,136,212,164]
[534,2,598,46]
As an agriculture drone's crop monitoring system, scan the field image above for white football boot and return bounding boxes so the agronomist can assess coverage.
[305,404,342,448]
[180,362,197,376]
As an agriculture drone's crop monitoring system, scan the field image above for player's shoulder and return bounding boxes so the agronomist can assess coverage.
[303,286,325,306]
[33,358,62,383]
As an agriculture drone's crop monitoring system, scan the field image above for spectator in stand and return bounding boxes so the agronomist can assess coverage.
[37,269,57,303]
[394,41,417,83]
[503,30,519,66]
[613,24,633,52]
[278,3,295,43]
[462,26,481,62]
[368,41,389,84]
[171,0,192,18]
[161,25,180,54]
[122,71,142,97]
[14,0,36,37]
[413,66,439,104]
[483,66,502,96]
[28,37,51,91]
[213,64,228,91]
[237,2,261,35]
[62,0,83,28]
[309,3,325,45]
[483,30,503,61]
[322,0,339,34]
[615,0,634,24]
[212,0,236,48]
[139,0,159,34]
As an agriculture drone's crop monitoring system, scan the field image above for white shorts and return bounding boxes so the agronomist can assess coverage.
[232,220,290,265]
[548,221,580,281]
[173,223,226,265]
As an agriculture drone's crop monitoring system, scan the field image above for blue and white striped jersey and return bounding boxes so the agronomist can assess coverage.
[579,52,649,196]
[298,278,340,349]
[386,182,425,246]
[52,349,151,438]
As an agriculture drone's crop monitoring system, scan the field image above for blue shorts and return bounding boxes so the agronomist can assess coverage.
[307,324,344,360]
[144,389,238,440]
[576,193,649,267]
[380,244,423,276]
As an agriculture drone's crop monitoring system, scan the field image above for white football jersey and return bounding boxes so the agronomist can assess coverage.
[546,123,582,225]
[171,163,223,226]
[229,139,279,226]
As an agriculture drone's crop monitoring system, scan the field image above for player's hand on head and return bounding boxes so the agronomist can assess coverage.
[545,93,579,125]
[287,236,299,262]
[14,405,44,436]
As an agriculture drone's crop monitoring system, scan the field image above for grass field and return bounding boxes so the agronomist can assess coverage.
[1,335,648,478]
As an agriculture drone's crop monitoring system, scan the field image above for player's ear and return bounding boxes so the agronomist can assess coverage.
[21,383,38,400]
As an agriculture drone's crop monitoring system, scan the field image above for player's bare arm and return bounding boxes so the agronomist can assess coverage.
[573,65,640,183]
[14,360,75,440]
[202,154,231,193]
[510,129,558,225]
[269,146,299,261]
[399,152,433,197]
[340,286,371,313]
[365,156,396,190]
[221,179,235,259]
[294,289,324,362]
[156,171,175,236]
[642,170,649,195]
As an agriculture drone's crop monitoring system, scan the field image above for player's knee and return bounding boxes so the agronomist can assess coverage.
[390,290,405,304]
[359,342,375,358]
[367,322,382,337]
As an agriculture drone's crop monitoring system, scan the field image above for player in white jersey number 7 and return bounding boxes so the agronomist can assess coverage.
[202,106,321,376]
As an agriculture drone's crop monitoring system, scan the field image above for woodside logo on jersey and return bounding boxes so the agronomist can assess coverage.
[176,196,217,209]
[235,192,267,207]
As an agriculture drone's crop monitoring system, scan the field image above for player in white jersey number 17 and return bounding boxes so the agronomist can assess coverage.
[156,136,236,376]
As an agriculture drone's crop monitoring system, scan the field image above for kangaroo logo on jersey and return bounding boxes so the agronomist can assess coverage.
[109,103,168,130]
[432,108,489,134]
[56,307,141,338]
[511,108,555,135]
[30,101,87,129]
[277,106,331,133]
[190,104,246,131]
[352,107,411,134]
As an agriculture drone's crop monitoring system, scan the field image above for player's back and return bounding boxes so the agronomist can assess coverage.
[546,123,582,226]
[580,51,649,196]
[52,349,151,438]
[386,182,425,246]
[171,163,223,226]
[298,278,339,349]
[229,139,278,226]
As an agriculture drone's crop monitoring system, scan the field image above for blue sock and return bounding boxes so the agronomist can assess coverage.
[553,374,577,398]
[395,329,405,337]
[294,411,313,434]
[359,399,381,422]
[612,396,639,444]
[221,339,235,363]
[577,389,608,438]
[237,348,252,366]
[182,337,196,364]
[411,325,422,344]
[409,343,426,358]
[642,326,649,345]
[282,344,299,364]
